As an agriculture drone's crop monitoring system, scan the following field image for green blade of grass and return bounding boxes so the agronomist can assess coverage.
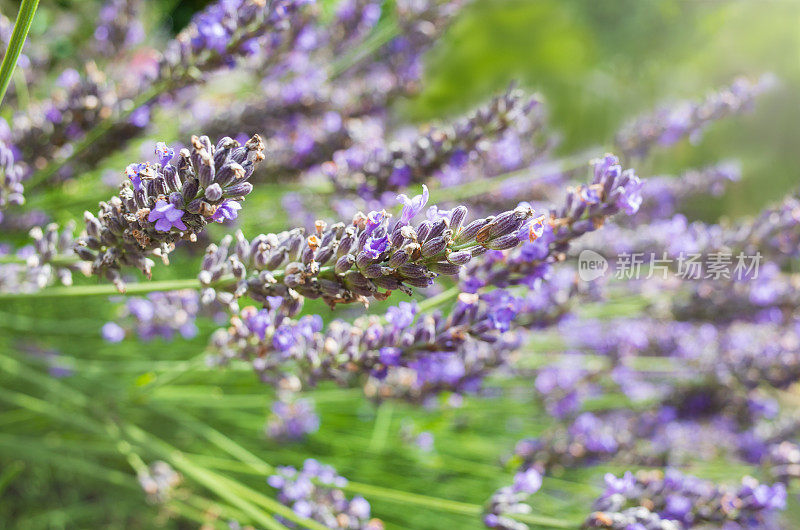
[0,0,39,107]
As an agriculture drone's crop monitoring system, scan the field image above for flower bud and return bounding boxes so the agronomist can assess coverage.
[421,236,447,257]
[205,183,223,202]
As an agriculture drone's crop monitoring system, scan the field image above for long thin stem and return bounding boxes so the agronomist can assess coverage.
[0,278,204,300]
[157,406,575,527]
[0,0,39,107]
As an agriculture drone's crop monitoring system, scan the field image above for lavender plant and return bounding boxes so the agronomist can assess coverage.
[1,1,797,529]
[76,134,264,290]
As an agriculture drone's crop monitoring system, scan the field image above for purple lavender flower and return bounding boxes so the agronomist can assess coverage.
[512,468,542,495]
[588,469,786,528]
[212,199,242,223]
[102,290,222,342]
[0,139,24,214]
[397,185,429,225]
[199,197,539,311]
[614,173,643,215]
[101,321,126,343]
[616,75,776,159]
[93,0,145,57]
[155,142,175,165]
[266,396,320,441]
[148,200,187,232]
[77,135,264,290]
[484,466,543,529]
[363,234,389,258]
[268,459,382,529]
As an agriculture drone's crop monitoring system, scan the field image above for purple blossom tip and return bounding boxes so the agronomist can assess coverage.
[126,163,145,191]
[512,467,543,494]
[364,234,389,258]
[396,184,429,224]
[102,321,126,343]
[519,214,547,242]
[212,199,242,223]
[148,200,187,232]
[155,142,175,165]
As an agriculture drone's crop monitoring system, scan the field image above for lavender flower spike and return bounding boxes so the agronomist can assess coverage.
[93,0,144,57]
[268,459,384,529]
[616,74,776,159]
[148,200,187,232]
[199,188,537,312]
[585,469,786,529]
[0,138,25,217]
[76,134,265,291]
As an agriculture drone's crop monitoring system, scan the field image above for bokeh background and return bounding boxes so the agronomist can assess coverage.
[2,0,799,528]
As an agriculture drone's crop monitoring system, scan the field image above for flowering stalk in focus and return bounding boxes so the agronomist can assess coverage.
[199,185,538,311]
[323,87,540,199]
[76,134,265,291]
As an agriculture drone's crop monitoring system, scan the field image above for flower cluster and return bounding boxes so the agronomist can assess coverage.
[10,65,122,179]
[464,154,643,291]
[0,138,24,218]
[484,468,543,530]
[0,222,84,293]
[626,162,741,224]
[199,186,537,311]
[616,75,776,159]
[158,0,313,89]
[210,266,582,400]
[92,0,144,57]
[195,0,463,181]
[268,459,383,529]
[101,289,224,343]
[266,396,320,441]
[5,0,313,201]
[138,461,183,504]
[586,470,786,529]
[76,135,265,291]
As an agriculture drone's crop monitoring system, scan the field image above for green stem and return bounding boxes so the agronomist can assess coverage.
[159,407,573,526]
[0,0,39,107]
[23,5,399,192]
[367,400,395,452]
[0,254,79,265]
[0,387,104,436]
[121,422,324,530]
[168,499,231,530]
[149,405,273,476]
[0,434,138,490]
[177,494,252,529]
[0,278,204,300]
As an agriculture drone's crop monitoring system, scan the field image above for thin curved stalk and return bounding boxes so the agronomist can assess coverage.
[0,0,39,107]
[0,278,207,300]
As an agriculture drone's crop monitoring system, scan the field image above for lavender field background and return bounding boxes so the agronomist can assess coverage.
[1,1,800,529]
